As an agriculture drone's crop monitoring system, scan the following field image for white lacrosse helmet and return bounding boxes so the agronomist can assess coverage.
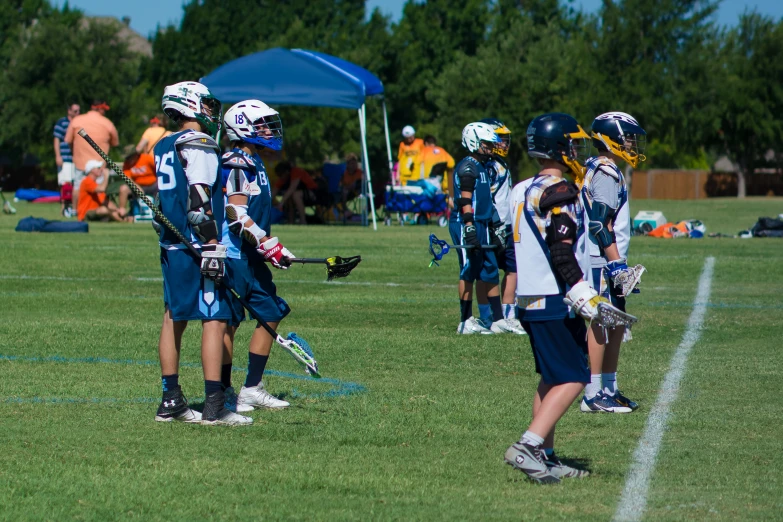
[161,81,222,138]
[461,122,500,155]
[223,100,283,151]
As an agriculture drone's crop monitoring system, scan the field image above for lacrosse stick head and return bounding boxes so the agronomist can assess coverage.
[428,234,450,267]
[596,302,638,328]
[284,332,320,378]
[324,256,361,281]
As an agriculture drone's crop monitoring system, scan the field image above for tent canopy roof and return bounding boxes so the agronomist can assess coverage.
[200,47,384,109]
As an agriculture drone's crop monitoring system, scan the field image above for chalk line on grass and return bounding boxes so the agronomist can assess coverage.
[613,256,715,522]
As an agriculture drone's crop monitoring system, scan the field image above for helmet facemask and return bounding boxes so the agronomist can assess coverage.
[561,126,590,181]
[196,95,222,138]
[247,113,283,150]
[595,130,647,168]
[492,129,511,158]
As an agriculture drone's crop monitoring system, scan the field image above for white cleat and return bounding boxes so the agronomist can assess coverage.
[491,318,527,335]
[238,383,290,411]
[201,410,253,426]
[457,316,493,335]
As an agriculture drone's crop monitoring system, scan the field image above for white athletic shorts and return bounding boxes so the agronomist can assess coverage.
[57,162,75,186]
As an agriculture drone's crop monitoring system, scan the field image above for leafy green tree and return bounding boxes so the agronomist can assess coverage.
[712,13,783,197]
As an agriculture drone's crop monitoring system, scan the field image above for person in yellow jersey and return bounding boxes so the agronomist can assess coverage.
[397,125,424,185]
[135,115,172,154]
[414,135,455,192]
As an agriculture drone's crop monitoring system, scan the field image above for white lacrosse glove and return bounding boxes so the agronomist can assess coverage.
[259,237,296,269]
[605,258,646,297]
[563,281,608,321]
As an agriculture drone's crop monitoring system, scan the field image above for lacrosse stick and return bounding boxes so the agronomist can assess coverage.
[287,256,362,281]
[612,264,646,297]
[428,233,496,267]
[596,302,638,328]
[78,129,320,378]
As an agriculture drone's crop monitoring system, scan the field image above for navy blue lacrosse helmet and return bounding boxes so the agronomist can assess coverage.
[591,112,646,168]
[526,113,590,178]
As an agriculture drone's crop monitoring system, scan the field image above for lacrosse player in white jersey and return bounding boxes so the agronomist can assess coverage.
[504,113,596,483]
[579,112,647,414]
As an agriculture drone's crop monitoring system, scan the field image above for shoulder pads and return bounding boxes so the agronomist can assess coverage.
[175,131,219,151]
[592,157,621,180]
[539,180,580,212]
[457,158,479,177]
[221,151,252,170]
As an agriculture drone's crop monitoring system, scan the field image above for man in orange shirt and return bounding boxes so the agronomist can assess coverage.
[65,99,119,211]
[397,125,425,186]
[414,135,455,192]
[77,160,131,222]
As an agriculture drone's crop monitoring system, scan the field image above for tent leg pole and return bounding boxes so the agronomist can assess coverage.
[358,105,377,230]
[382,101,394,184]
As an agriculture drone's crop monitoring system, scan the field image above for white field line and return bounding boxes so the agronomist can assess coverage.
[0,274,452,289]
[613,256,715,522]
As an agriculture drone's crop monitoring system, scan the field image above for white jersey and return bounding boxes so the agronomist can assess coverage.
[511,174,591,321]
[581,156,630,266]
[488,159,513,226]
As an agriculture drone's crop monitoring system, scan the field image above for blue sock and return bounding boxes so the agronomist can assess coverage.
[221,363,232,390]
[543,448,554,457]
[245,353,269,388]
[161,374,178,392]
[503,303,515,319]
[204,380,222,395]
[478,304,491,325]
[488,295,503,321]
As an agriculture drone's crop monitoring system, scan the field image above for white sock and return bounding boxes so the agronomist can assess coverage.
[478,304,492,324]
[502,303,515,319]
[520,430,545,447]
[602,372,618,396]
[585,374,602,399]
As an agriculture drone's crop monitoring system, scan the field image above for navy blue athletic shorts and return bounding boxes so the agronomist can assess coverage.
[160,248,232,322]
[448,220,499,284]
[592,267,626,312]
[522,316,589,385]
[497,224,517,273]
[225,257,290,327]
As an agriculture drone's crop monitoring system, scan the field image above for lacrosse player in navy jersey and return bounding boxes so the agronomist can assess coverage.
[219,100,295,413]
[579,112,647,414]
[504,113,597,483]
[153,81,251,426]
[479,118,525,335]
[449,122,518,334]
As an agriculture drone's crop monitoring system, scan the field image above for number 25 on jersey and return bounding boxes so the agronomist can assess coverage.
[155,151,176,190]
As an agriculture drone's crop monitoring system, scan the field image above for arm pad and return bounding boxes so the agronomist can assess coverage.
[458,173,476,192]
[587,200,617,250]
[454,197,472,209]
[187,183,218,243]
[547,211,582,287]
[225,203,267,248]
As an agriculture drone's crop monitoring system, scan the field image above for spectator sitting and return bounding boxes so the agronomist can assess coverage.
[397,125,424,186]
[135,115,171,154]
[273,161,325,225]
[77,160,132,223]
[64,99,119,212]
[339,153,364,220]
[414,135,455,193]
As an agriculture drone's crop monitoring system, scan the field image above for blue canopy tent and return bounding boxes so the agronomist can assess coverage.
[201,48,393,230]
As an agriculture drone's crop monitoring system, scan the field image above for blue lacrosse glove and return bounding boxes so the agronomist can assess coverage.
[605,258,641,294]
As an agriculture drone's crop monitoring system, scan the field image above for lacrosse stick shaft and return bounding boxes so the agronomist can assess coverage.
[287,258,333,264]
[77,129,286,345]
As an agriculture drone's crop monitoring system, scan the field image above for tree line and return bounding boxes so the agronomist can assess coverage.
[2,0,782,196]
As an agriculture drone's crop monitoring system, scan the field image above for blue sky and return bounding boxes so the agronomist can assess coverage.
[57,0,783,38]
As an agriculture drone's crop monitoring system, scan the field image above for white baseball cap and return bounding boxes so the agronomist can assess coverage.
[402,125,415,138]
[85,160,104,174]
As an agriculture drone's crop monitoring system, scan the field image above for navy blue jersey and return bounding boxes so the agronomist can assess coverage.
[220,149,272,260]
[153,129,222,247]
[450,156,494,223]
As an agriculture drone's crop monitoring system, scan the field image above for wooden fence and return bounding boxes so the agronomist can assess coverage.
[630,170,783,199]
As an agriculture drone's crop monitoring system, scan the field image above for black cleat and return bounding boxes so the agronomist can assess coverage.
[154,388,201,423]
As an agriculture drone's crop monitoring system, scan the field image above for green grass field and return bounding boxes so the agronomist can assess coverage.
[1,196,782,521]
